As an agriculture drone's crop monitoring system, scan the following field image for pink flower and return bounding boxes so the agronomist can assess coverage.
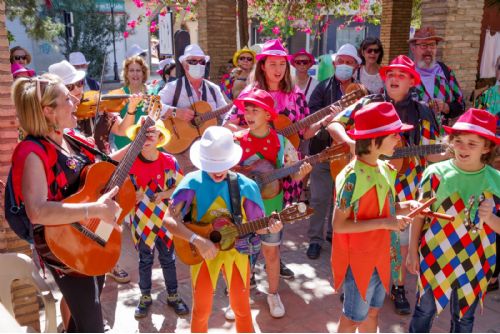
[314,15,320,21]
[123,31,129,38]
[150,25,157,33]
[317,3,322,8]
[288,16,295,21]
[257,23,264,33]
[355,26,363,32]
[272,26,280,35]
[145,9,152,17]
[338,24,345,30]
[186,5,191,12]
[159,9,166,16]
[303,27,312,35]
[363,0,369,3]
[133,0,144,8]
[127,20,137,29]
[353,15,364,23]
[150,20,156,27]
[189,0,197,4]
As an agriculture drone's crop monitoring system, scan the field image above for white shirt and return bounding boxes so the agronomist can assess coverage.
[359,66,384,94]
[297,76,319,103]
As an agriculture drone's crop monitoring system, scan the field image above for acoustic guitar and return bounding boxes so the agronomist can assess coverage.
[33,96,162,276]
[163,101,233,154]
[174,202,314,265]
[274,87,368,148]
[329,143,447,179]
[234,143,350,199]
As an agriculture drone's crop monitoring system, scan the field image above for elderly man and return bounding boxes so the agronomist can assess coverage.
[159,44,227,173]
[409,26,465,126]
[306,43,361,260]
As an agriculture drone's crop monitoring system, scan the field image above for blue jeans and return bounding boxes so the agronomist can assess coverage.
[138,237,178,295]
[409,287,479,333]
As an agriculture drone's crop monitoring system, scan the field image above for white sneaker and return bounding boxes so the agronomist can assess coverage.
[267,293,285,318]
[224,305,235,321]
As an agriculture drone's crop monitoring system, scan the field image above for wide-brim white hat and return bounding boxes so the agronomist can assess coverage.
[189,126,242,173]
[179,44,210,63]
[332,43,362,64]
[48,60,86,85]
[126,44,148,58]
[68,52,90,66]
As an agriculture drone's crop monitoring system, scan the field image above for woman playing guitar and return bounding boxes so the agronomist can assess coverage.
[10,74,129,332]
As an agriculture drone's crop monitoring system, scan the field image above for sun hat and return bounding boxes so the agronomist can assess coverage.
[443,108,500,144]
[126,120,171,148]
[379,55,421,85]
[332,43,362,65]
[11,63,35,77]
[255,39,292,61]
[232,47,256,66]
[126,44,148,58]
[156,58,175,75]
[68,52,90,66]
[291,49,315,67]
[234,89,278,120]
[347,102,414,139]
[408,26,444,43]
[179,44,210,63]
[190,126,243,173]
[48,60,86,85]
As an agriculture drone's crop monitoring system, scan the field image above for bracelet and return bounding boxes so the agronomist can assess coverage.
[127,110,137,115]
[84,206,89,220]
[189,234,198,244]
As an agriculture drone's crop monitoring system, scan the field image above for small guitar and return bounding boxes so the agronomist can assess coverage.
[274,87,368,148]
[163,101,233,154]
[234,143,350,199]
[34,96,163,276]
[174,202,314,265]
[329,143,447,179]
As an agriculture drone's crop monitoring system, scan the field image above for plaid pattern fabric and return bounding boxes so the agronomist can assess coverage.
[418,172,498,318]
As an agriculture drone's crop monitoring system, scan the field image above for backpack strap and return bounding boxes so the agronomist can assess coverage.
[171,77,183,107]
[227,171,243,226]
[205,80,218,106]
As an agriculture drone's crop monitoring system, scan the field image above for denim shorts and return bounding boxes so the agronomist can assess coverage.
[343,267,386,322]
[259,230,283,246]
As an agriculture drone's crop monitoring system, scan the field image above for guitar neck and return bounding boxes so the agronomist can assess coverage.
[385,144,447,159]
[278,104,334,137]
[104,117,155,191]
[198,104,234,123]
[235,216,271,235]
[257,153,324,186]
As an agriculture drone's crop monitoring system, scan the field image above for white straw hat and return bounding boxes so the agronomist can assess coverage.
[190,126,242,173]
[179,44,210,63]
[126,44,148,58]
[68,52,90,66]
[48,60,86,85]
[332,43,362,64]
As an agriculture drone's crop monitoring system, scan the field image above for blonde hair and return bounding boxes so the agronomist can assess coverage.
[10,46,32,65]
[11,73,63,136]
[121,56,149,87]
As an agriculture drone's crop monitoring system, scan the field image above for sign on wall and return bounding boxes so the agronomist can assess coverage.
[159,12,174,55]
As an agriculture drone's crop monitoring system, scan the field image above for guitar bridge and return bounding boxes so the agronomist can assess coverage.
[71,223,106,247]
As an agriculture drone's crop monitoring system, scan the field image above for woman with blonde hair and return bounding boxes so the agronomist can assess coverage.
[10,74,128,332]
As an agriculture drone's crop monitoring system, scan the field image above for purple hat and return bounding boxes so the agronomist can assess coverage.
[256,39,292,61]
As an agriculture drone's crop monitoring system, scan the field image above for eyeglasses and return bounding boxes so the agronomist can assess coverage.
[186,59,206,66]
[415,43,437,50]
[14,55,27,61]
[238,56,253,62]
[294,60,311,65]
[66,80,85,91]
[365,48,381,54]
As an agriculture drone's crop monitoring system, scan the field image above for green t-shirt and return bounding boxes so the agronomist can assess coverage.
[113,86,147,149]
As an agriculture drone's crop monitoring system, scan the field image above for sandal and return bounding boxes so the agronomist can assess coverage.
[107,266,130,284]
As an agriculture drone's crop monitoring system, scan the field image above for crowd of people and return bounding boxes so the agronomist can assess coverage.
[6,24,500,333]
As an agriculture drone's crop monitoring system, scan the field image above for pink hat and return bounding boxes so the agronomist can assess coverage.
[379,55,421,85]
[291,49,315,66]
[347,102,414,139]
[255,39,291,61]
[443,108,500,144]
[233,88,278,120]
[11,63,35,77]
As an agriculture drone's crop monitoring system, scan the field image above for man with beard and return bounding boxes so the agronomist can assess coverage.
[409,26,465,127]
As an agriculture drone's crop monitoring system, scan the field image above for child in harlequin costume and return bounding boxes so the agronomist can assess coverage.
[332,102,416,333]
[164,126,283,333]
[233,89,312,318]
[125,120,189,319]
[408,108,500,333]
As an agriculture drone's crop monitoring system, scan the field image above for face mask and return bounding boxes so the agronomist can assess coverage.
[188,64,205,79]
[335,64,354,81]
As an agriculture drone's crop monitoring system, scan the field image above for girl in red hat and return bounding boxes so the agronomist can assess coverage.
[408,108,500,332]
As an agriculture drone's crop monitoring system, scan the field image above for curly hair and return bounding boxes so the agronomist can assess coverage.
[121,56,149,87]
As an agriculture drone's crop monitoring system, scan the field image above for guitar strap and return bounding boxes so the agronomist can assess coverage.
[172,78,183,107]
[64,133,118,165]
[227,171,243,226]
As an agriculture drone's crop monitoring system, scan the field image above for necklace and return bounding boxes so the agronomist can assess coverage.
[45,137,83,173]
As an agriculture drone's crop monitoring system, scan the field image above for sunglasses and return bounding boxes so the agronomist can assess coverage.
[186,59,206,66]
[365,48,381,54]
[14,55,27,61]
[66,80,85,91]
[294,59,311,65]
[238,56,253,62]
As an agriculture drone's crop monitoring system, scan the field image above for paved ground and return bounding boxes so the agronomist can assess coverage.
[44,217,500,333]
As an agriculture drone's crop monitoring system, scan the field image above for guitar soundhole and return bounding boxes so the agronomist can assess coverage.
[209,231,222,244]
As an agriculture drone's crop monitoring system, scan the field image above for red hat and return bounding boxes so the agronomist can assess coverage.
[379,55,421,85]
[256,39,292,61]
[233,89,278,120]
[347,102,414,139]
[291,49,315,67]
[443,108,500,144]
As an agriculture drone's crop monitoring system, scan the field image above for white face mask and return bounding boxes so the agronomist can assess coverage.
[188,64,205,79]
[335,64,354,81]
